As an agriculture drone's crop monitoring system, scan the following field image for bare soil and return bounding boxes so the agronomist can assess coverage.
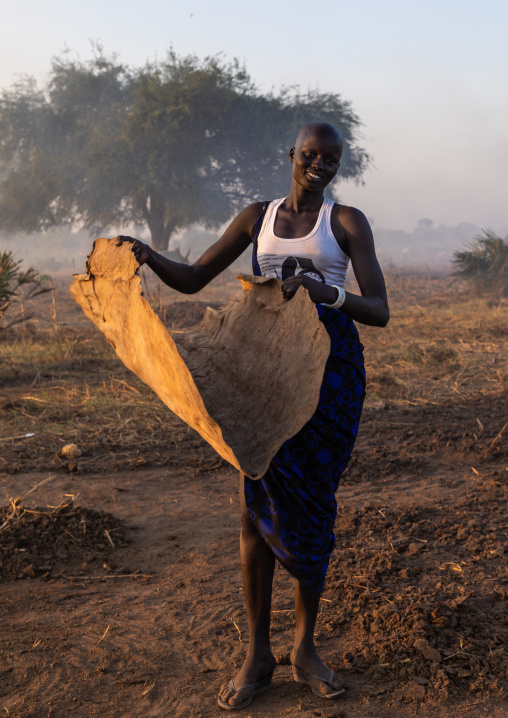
[0,270,507,717]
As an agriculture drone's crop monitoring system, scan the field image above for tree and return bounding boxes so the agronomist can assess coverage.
[452,229,508,295]
[0,50,370,251]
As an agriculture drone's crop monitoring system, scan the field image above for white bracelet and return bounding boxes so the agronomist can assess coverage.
[323,285,346,310]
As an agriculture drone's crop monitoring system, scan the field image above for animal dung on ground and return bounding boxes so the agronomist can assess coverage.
[70,238,330,479]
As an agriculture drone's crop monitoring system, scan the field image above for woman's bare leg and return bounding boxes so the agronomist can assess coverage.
[291,582,344,696]
[218,477,277,708]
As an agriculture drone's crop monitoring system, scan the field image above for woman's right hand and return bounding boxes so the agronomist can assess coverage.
[115,236,152,266]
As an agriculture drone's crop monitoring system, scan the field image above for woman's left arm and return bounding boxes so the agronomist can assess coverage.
[335,206,389,327]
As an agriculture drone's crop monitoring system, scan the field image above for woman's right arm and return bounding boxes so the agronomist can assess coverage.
[116,202,265,294]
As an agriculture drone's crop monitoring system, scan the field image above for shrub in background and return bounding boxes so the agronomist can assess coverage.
[0,251,51,331]
[452,229,508,295]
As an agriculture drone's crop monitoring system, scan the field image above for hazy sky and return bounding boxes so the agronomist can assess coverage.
[1,0,507,232]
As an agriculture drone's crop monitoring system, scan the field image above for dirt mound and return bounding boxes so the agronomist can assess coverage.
[161,300,222,328]
[324,469,508,704]
[0,502,130,581]
[344,394,508,485]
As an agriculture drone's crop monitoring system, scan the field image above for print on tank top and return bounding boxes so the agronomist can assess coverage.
[258,254,326,283]
[256,198,350,289]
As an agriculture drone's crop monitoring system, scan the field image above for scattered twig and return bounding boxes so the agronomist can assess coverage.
[110,378,141,394]
[97,625,110,644]
[63,529,79,544]
[232,620,242,641]
[444,650,470,661]
[456,700,484,716]
[21,475,58,502]
[0,432,36,443]
[66,574,154,580]
[488,422,507,450]
[0,475,57,533]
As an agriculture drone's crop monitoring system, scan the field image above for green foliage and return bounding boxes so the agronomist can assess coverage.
[0,49,369,250]
[0,251,51,330]
[452,229,508,295]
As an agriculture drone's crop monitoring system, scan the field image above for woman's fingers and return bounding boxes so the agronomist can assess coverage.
[116,236,144,254]
[282,275,305,299]
[282,275,328,304]
[114,236,151,267]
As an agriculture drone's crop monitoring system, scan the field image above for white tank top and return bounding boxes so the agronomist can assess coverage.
[256,197,350,287]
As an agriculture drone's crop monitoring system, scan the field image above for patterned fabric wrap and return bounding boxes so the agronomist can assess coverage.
[245,204,366,593]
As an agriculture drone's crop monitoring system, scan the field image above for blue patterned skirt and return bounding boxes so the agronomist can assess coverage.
[245,208,366,593]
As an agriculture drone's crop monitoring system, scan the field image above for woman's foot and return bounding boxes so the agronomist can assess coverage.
[290,647,345,698]
[218,652,277,710]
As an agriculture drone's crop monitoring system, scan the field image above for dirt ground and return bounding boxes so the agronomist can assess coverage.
[0,267,507,718]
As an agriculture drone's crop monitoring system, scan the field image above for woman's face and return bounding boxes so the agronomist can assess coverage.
[290,129,342,192]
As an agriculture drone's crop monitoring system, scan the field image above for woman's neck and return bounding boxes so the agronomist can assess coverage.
[284,183,325,213]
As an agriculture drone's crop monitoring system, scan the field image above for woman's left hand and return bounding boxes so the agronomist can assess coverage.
[115,236,152,266]
[282,275,338,305]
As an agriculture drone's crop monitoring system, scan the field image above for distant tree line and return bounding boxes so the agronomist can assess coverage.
[0,50,369,251]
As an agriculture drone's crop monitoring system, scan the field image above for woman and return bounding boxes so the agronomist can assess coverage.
[116,122,389,710]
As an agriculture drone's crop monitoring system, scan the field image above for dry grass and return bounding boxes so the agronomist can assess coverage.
[0,271,506,475]
[357,272,508,406]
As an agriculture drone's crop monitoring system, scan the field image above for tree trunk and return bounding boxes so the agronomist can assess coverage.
[149,224,168,251]
[144,193,176,251]
[149,221,177,252]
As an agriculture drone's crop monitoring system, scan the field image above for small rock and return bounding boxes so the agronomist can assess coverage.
[407,543,422,555]
[61,443,82,459]
[354,653,367,669]
[414,638,441,662]
[402,681,426,701]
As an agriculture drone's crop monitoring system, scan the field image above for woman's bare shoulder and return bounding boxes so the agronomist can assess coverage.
[241,201,269,234]
[332,202,372,235]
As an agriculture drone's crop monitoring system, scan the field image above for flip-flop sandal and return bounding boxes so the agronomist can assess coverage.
[217,671,273,711]
[292,664,345,699]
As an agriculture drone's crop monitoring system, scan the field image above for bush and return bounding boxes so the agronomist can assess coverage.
[452,230,508,295]
[0,251,51,330]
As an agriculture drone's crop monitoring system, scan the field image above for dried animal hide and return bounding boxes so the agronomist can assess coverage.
[70,238,330,479]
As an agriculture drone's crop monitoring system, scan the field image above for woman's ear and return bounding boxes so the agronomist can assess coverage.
[288,147,295,163]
